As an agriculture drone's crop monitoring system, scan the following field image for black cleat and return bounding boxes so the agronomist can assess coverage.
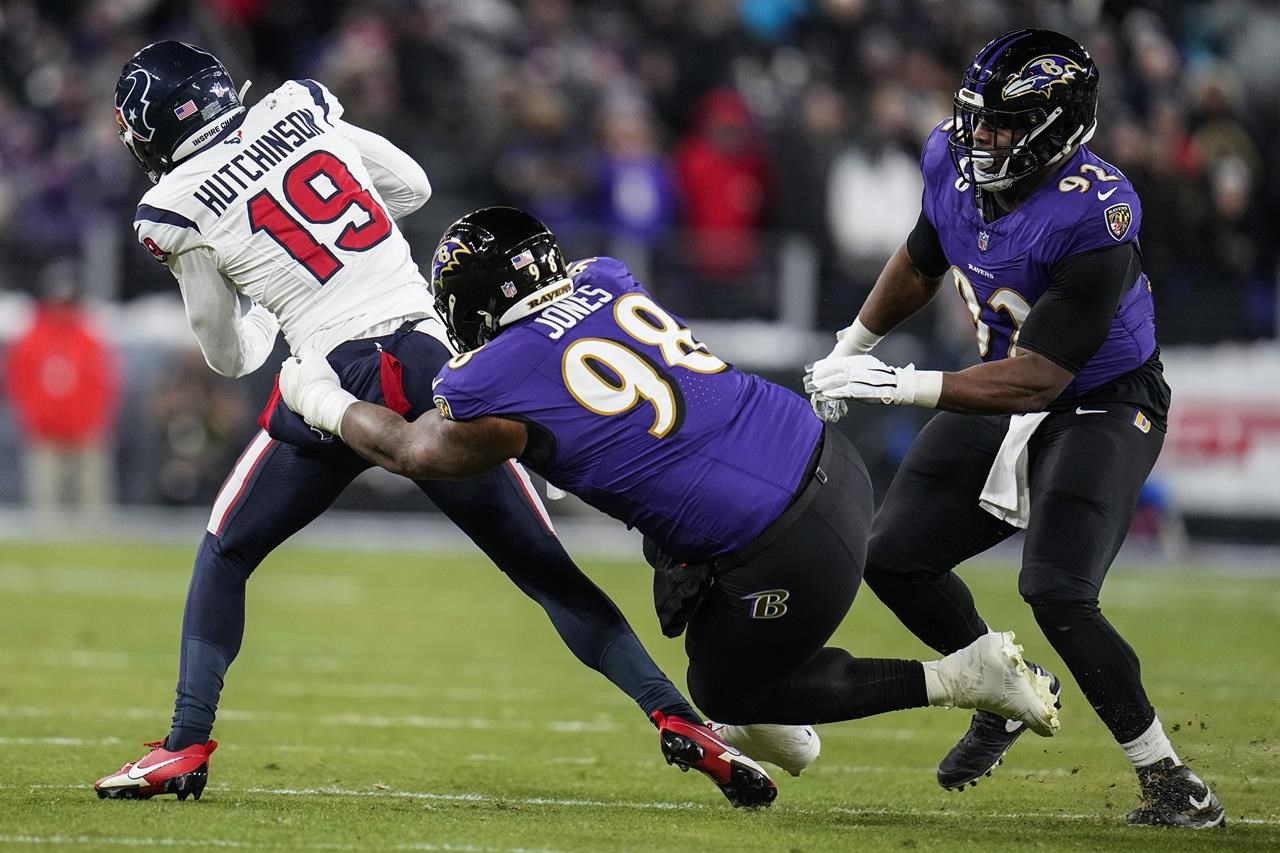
[1126,758,1226,828]
[937,663,1060,791]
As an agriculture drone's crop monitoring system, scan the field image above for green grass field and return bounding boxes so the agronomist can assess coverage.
[0,539,1277,852]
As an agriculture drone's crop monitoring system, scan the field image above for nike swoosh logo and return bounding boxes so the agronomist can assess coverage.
[1189,788,1213,810]
[1075,407,1106,415]
[1005,718,1025,733]
[1097,187,1118,201]
[126,755,184,780]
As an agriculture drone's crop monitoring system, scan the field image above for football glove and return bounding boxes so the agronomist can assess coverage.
[804,354,943,408]
[809,318,884,423]
[279,351,358,438]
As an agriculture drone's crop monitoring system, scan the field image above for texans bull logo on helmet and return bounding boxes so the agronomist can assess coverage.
[116,68,159,142]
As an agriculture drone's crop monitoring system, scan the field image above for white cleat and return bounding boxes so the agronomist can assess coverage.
[707,723,821,777]
[930,632,1061,738]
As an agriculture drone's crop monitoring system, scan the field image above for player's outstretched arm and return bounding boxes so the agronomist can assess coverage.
[279,351,525,480]
[809,215,948,423]
[341,402,526,480]
[807,244,1137,415]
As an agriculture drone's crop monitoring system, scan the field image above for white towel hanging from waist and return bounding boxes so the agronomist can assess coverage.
[978,411,1050,529]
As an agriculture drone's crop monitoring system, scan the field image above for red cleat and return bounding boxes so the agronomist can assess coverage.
[94,739,218,801]
[651,711,777,809]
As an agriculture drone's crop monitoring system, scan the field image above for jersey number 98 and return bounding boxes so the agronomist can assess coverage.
[562,293,725,438]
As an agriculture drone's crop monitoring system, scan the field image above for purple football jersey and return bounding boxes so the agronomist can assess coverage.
[921,121,1157,398]
[431,257,822,561]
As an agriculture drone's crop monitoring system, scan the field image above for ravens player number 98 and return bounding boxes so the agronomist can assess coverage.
[806,29,1223,828]
[94,41,750,807]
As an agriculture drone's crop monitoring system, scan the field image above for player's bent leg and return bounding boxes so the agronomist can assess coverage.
[863,413,1061,790]
[864,412,1016,655]
[416,463,698,724]
[705,722,820,777]
[682,428,878,727]
[95,435,367,800]
[1020,410,1223,825]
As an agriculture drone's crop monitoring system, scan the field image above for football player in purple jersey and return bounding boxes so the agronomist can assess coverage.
[94,40,736,808]
[806,29,1223,827]
[281,205,1066,808]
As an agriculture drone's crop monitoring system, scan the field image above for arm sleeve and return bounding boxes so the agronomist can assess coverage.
[905,209,950,277]
[1016,242,1140,373]
[333,119,431,220]
[170,246,280,378]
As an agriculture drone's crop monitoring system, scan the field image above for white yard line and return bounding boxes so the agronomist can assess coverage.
[0,835,562,853]
[6,783,1277,826]
[831,805,1278,826]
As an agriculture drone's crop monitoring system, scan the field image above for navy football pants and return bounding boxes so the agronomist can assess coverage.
[168,328,694,749]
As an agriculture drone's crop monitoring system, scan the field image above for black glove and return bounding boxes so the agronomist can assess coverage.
[643,537,716,638]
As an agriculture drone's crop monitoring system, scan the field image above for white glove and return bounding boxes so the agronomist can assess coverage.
[804,354,943,408]
[279,351,358,437]
[809,318,884,422]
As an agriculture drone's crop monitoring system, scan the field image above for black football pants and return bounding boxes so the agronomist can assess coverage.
[682,427,928,725]
[864,406,1166,743]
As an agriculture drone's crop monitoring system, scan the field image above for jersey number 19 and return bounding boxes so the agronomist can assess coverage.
[247,150,392,284]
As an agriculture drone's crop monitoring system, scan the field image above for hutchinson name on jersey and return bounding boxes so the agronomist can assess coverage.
[134,79,435,364]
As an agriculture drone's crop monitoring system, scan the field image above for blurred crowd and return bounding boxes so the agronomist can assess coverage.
[2,0,1279,334]
[1,0,1278,512]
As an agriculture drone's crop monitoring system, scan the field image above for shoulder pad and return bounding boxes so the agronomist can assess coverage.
[568,256,638,292]
[270,79,344,125]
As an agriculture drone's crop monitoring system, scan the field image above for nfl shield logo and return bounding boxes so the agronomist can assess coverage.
[501,281,518,298]
[977,230,990,252]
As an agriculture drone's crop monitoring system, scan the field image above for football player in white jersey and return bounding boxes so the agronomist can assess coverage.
[93,41,783,808]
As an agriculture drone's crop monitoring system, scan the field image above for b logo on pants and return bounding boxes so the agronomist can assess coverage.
[743,589,790,619]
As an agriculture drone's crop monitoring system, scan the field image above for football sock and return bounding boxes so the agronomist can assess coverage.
[1121,715,1179,768]
[167,533,250,751]
[729,650,928,724]
[1028,599,1156,743]
[863,568,989,655]
[167,637,230,751]
[599,631,701,724]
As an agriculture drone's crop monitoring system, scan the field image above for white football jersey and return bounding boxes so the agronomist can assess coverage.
[134,79,434,355]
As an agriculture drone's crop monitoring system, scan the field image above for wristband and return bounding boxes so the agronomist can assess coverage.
[313,386,358,439]
[835,317,884,355]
